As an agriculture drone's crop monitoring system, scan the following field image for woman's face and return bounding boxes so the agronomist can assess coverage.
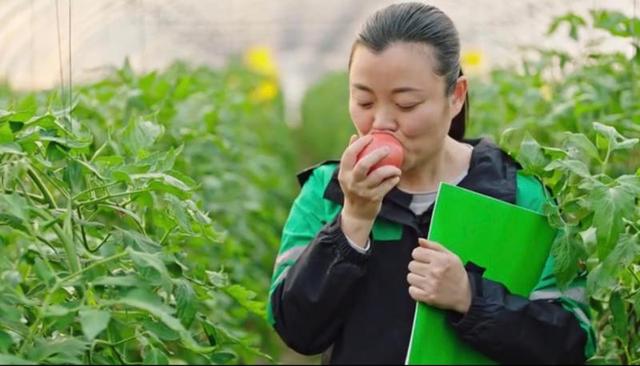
[348,41,466,171]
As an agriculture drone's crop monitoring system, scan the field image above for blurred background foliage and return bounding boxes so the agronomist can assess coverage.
[0,6,638,366]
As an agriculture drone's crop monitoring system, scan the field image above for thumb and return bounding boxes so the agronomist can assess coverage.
[348,134,358,146]
[418,238,447,252]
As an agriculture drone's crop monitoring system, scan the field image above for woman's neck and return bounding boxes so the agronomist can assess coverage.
[397,137,472,194]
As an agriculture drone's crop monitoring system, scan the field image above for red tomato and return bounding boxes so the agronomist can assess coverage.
[356,131,404,173]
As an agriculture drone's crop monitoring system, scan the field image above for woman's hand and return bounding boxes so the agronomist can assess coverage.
[339,134,402,222]
[338,134,401,248]
[407,238,472,314]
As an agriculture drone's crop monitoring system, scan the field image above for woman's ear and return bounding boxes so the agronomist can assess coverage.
[449,76,468,119]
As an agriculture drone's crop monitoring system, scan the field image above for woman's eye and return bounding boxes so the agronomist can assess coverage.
[397,104,418,111]
[358,102,373,109]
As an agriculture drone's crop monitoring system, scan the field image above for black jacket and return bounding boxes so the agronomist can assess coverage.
[268,139,590,364]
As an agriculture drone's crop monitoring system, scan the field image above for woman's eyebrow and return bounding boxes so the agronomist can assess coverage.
[391,86,423,94]
[352,83,374,93]
[351,83,423,94]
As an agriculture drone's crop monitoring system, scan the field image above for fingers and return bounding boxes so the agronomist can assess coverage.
[369,175,401,197]
[407,272,426,287]
[418,238,448,252]
[341,134,373,169]
[408,285,430,302]
[352,146,391,180]
[349,134,358,145]
[364,165,402,188]
[408,260,430,275]
[411,246,433,263]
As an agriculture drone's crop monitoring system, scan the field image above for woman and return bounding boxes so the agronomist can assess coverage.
[267,2,595,364]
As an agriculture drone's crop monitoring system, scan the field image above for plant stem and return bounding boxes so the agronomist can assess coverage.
[90,140,109,162]
[77,189,148,207]
[76,207,89,252]
[27,168,57,208]
[159,225,177,246]
[2,188,46,204]
[52,223,81,273]
[84,233,112,253]
[72,181,120,200]
[601,145,612,175]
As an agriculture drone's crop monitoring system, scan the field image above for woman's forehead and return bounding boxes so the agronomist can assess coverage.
[349,42,444,90]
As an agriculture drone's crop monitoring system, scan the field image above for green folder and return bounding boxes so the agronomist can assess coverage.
[405,183,557,365]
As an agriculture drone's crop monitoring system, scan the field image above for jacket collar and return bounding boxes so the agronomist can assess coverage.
[321,138,520,230]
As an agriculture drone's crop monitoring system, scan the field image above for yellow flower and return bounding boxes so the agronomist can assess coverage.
[539,84,553,101]
[461,49,485,73]
[244,46,278,77]
[250,80,279,102]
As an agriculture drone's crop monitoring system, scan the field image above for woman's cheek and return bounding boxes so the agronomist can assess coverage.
[400,113,431,137]
[350,108,372,134]
[400,106,441,137]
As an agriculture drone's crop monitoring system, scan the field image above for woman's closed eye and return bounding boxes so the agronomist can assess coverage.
[358,102,374,109]
[397,103,419,111]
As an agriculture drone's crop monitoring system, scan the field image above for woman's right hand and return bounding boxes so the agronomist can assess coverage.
[338,134,402,230]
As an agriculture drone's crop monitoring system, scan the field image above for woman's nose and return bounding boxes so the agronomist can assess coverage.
[371,108,398,131]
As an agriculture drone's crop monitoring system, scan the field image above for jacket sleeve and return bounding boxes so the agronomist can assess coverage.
[267,167,371,355]
[445,262,592,364]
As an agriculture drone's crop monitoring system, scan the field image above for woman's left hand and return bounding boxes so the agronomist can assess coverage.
[407,238,472,314]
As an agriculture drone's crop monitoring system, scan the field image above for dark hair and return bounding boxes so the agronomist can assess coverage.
[349,2,468,141]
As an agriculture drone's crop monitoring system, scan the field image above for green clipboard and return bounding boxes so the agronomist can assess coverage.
[405,183,557,364]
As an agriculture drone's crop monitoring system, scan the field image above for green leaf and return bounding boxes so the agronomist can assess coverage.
[207,270,229,288]
[91,275,140,287]
[633,291,640,320]
[63,160,86,194]
[551,227,585,288]
[544,159,590,178]
[167,195,192,232]
[587,233,639,298]
[0,330,13,353]
[0,194,30,224]
[547,12,586,40]
[517,134,548,175]
[120,229,161,252]
[142,319,180,341]
[12,94,37,122]
[126,248,172,288]
[0,354,36,365]
[32,257,55,287]
[0,194,32,234]
[175,280,197,328]
[609,290,627,342]
[617,174,640,195]
[28,337,88,364]
[0,123,13,143]
[224,284,266,317]
[589,181,636,259]
[43,304,73,317]
[117,288,183,332]
[79,309,111,341]
[131,173,193,199]
[0,143,24,156]
[562,132,601,163]
[39,135,92,149]
[23,113,56,128]
[593,122,639,153]
[209,351,237,364]
[591,9,640,37]
[121,118,164,156]
[578,227,598,255]
[143,347,169,365]
[203,322,218,347]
